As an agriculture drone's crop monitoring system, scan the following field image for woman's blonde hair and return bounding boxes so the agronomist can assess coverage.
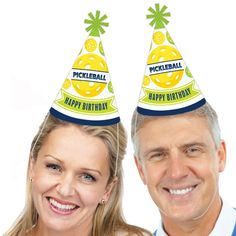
[5,114,151,236]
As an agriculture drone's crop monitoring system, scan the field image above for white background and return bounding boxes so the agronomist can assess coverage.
[1,0,236,234]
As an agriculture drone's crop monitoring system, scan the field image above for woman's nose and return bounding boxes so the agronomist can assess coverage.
[56,174,76,197]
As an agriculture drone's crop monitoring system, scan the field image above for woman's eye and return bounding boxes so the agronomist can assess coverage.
[46,163,61,172]
[81,173,96,182]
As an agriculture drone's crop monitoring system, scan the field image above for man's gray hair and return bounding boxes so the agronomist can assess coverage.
[131,102,221,155]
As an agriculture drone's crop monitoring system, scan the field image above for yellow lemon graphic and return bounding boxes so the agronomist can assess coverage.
[85,38,97,52]
[63,78,71,89]
[143,76,151,86]
[148,45,184,88]
[153,31,165,45]
[72,53,108,97]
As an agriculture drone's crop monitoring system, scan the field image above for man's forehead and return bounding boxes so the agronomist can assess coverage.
[137,112,207,131]
[136,113,211,148]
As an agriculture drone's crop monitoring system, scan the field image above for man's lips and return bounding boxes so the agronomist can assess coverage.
[163,184,198,196]
[46,197,79,214]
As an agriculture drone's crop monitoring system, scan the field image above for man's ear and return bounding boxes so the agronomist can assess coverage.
[134,155,147,185]
[102,177,118,202]
[217,140,226,173]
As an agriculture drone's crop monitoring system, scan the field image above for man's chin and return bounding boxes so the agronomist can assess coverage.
[158,204,203,223]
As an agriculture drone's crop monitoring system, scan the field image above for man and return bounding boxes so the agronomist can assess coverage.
[131,102,236,235]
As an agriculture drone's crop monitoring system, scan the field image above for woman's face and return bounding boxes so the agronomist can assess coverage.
[30,125,115,234]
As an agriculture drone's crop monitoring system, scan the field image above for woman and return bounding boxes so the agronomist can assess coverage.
[5,114,151,236]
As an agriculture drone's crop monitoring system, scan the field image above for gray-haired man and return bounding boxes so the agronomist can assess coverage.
[131,103,236,235]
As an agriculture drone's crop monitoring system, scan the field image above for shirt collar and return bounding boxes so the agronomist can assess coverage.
[156,200,236,236]
[156,221,167,236]
[209,200,236,236]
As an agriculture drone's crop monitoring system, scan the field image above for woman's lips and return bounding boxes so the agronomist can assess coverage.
[47,197,79,215]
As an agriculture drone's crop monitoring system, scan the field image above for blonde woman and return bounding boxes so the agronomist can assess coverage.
[5,114,151,236]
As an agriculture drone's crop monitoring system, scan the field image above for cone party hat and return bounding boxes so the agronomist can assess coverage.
[50,11,120,125]
[137,4,206,116]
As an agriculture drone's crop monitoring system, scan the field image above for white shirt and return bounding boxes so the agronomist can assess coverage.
[209,201,236,236]
[154,200,236,236]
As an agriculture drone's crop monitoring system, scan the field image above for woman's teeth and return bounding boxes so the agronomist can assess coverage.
[49,198,77,211]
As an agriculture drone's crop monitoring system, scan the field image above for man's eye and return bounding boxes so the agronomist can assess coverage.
[186,147,201,156]
[149,152,166,161]
[46,163,62,172]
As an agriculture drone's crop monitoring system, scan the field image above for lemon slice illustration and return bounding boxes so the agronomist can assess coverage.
[153,31,165,45]
[108,81,113,93]
[63,78,71,89]
[143,76,151,86]
[185,66,193,78]
[85,38,97,52]
[72,53,108,97]
[166,31,174,45]
[148,45,184,88]
[99,41,105,56]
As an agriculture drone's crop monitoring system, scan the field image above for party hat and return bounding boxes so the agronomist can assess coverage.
[50,11,120,125]
[137,4,206,116]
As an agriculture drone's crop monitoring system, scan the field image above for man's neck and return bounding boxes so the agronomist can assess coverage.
[161,197,222,236]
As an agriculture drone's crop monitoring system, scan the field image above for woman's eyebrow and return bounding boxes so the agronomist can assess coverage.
[44,156,103,176]
[80,168,102,176]
[44,154,64,164]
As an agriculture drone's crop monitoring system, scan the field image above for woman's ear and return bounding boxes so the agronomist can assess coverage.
[29,154,36,180]
[102,177,118,203]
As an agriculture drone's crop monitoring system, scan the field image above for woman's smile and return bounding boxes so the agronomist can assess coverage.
[46,197,80,216]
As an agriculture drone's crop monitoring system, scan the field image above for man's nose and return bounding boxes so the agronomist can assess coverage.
[167,154,188,180]
[56,174,76,197]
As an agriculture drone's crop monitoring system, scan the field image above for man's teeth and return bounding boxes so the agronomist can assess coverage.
[169,187,193,195]
[49,198,77,210]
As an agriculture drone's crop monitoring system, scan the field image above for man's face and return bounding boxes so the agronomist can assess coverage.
[135,114,226,222]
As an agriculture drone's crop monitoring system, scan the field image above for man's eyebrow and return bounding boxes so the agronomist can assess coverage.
[142,147,168,158]
[180,142,207,149]
[141,142,208,157]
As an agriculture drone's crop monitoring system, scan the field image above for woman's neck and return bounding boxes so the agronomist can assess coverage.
[32,220,92,236]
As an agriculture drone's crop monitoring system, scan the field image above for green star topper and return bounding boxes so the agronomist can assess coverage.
[84,11,109,37]
[147,3,171,29]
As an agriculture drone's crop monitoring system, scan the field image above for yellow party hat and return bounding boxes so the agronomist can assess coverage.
[50,11,120,125]
[137,4,206,116]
